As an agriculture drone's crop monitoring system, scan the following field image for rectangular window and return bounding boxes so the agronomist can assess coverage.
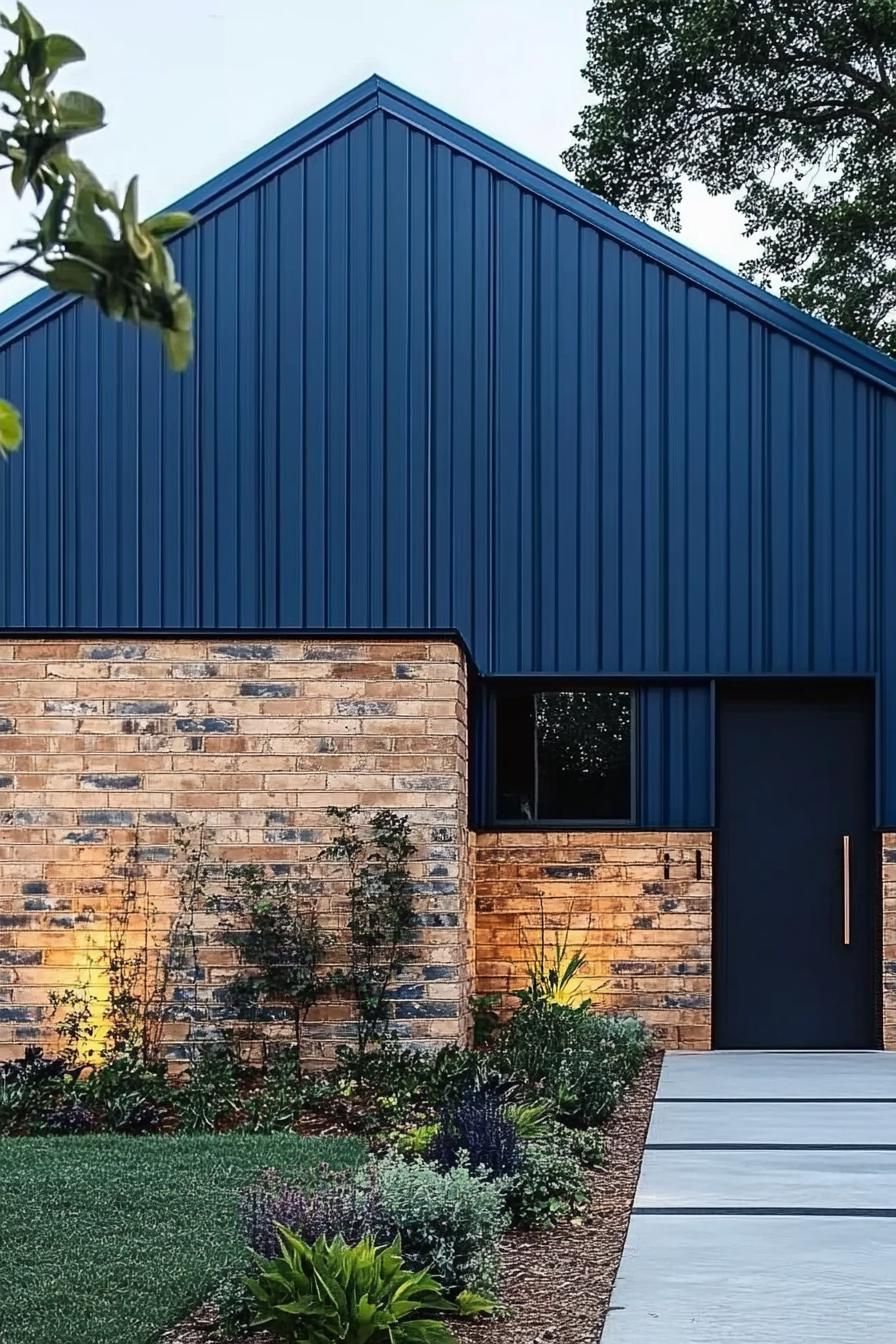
[493,686,634,825]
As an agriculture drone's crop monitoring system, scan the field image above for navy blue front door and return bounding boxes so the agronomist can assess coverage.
[715,683,878,1049]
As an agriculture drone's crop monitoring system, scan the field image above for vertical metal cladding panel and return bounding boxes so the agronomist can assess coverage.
[0,91,894,819]
[639,685,713,829]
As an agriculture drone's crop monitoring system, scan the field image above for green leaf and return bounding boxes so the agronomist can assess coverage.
[144,211,193,240]
[45,258,97,297]
[42,34,85,73]
[55,90,105,132]
[0,400,22,454]
[162,325,193,373]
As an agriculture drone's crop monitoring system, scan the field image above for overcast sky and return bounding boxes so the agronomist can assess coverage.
[0,0,747,311]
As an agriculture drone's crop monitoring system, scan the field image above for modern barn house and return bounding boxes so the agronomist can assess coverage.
[0,76,895,1061]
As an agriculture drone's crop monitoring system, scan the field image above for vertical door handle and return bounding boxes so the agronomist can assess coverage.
[842,835,851,946]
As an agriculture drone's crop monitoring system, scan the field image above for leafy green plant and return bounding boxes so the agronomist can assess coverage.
[80,1046,171,1134]
[517,897,592,1009]
[505,1097,555,1141]
[245,1230,491,1343]
[377,1155,509,1298]
[175,1043,242,1133]
[496,1002,649,1127]
[506,1136,587,1229]
[241,1049,306,1133]
[322,808,417,1067]
[213,864,335,1073]
[469,992,501,1047]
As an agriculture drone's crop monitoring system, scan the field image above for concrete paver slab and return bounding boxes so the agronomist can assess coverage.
[636,1147,896,1209]
[600,1213,896,1343]
[657,1050,896,1099]
[647,1099,896,1146]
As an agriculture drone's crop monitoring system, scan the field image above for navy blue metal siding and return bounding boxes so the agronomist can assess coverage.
[0,93,893,822]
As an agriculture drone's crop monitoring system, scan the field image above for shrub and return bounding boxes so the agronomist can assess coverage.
[241,1166,390,1260]
[80,1047,171,1134]
[175,1043,242,1132]
[377,1154,509,1297]
[245,1230,490,1343]
[241,1155,507,1299]
[496,1002,649,1127]
[506,1137,587,1229]
[428,1083,522,1180]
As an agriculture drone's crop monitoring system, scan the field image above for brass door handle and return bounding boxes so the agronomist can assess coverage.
[843,835,851,946]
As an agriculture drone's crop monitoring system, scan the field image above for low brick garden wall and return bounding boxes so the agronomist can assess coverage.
[474,831,712,1049]
[0,637,472,1063]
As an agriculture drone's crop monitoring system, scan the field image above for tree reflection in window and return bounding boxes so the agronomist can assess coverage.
[494,687,632,823]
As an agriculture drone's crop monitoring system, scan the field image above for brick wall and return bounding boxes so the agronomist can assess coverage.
[884,836,896,1049]
[474,831,712,1049]
[0,637,472,1064]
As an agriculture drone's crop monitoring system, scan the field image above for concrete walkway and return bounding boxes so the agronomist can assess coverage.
[601,1052,896,1342]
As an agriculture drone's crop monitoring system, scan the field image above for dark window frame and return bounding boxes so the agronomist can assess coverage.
[484,681,638,829]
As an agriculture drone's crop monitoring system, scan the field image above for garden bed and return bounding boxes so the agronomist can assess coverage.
[454,1051,662,1344]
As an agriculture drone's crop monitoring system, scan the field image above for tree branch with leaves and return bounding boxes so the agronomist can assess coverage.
[0,3,193,451]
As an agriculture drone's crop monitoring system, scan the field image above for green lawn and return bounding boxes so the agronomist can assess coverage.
[0,1132,365,1344]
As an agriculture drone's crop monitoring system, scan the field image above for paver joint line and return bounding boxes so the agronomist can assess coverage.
[646,1142,896,1151]
[633,1207,896,1217]
[656,1096,896,1104]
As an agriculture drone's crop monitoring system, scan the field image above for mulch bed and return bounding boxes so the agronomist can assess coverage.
[164,1052,662,1344]
[453,1050,662,1344]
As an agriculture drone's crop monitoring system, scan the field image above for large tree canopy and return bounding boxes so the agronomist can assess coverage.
[562,0,896,355]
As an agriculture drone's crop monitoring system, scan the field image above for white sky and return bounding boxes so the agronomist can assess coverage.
[0,0,747,311]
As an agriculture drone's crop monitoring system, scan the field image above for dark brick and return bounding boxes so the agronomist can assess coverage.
[0,809,61,826]
[633,915,655,929]
[79,810,135,826]
[265,810,289,825]
[611,960,657,975]
[0,1007,39,1022]
[396,776,454,791]
[543,865,594,880]
[144,811,177,824]
[303,645,361,661]
[114,701,171,715]
[424,964,458,981]
[239,682,295,699]
[0,718,14,733]
[264,828,316,843]
[394,1000,457,1019]
[0,777,13,789]
[316,738,337,753]
[136,846,172,862]
[663,993,710,1009]
[0,950,41,965]
[88,644,146,660]
[393,663,416,679]
[661,897,680,911]
[172,663,218,678]
[413,913,459,928]
[45,701,102,715]
[335,700,391,716]
[386,983,425,1000]
[175,717,235,733]
[213,644,276,661]
[21,880,48,895]
[63,830,106,844]
[49,915,75,928]
[79,774,142,790]
[430,827,455,843]
[0,916,29,929]
[411,880,458,897]
[23,898,52,911]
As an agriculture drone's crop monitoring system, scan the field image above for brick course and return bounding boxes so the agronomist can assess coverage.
[474,831,713,1049]
[0,637,472,1063]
